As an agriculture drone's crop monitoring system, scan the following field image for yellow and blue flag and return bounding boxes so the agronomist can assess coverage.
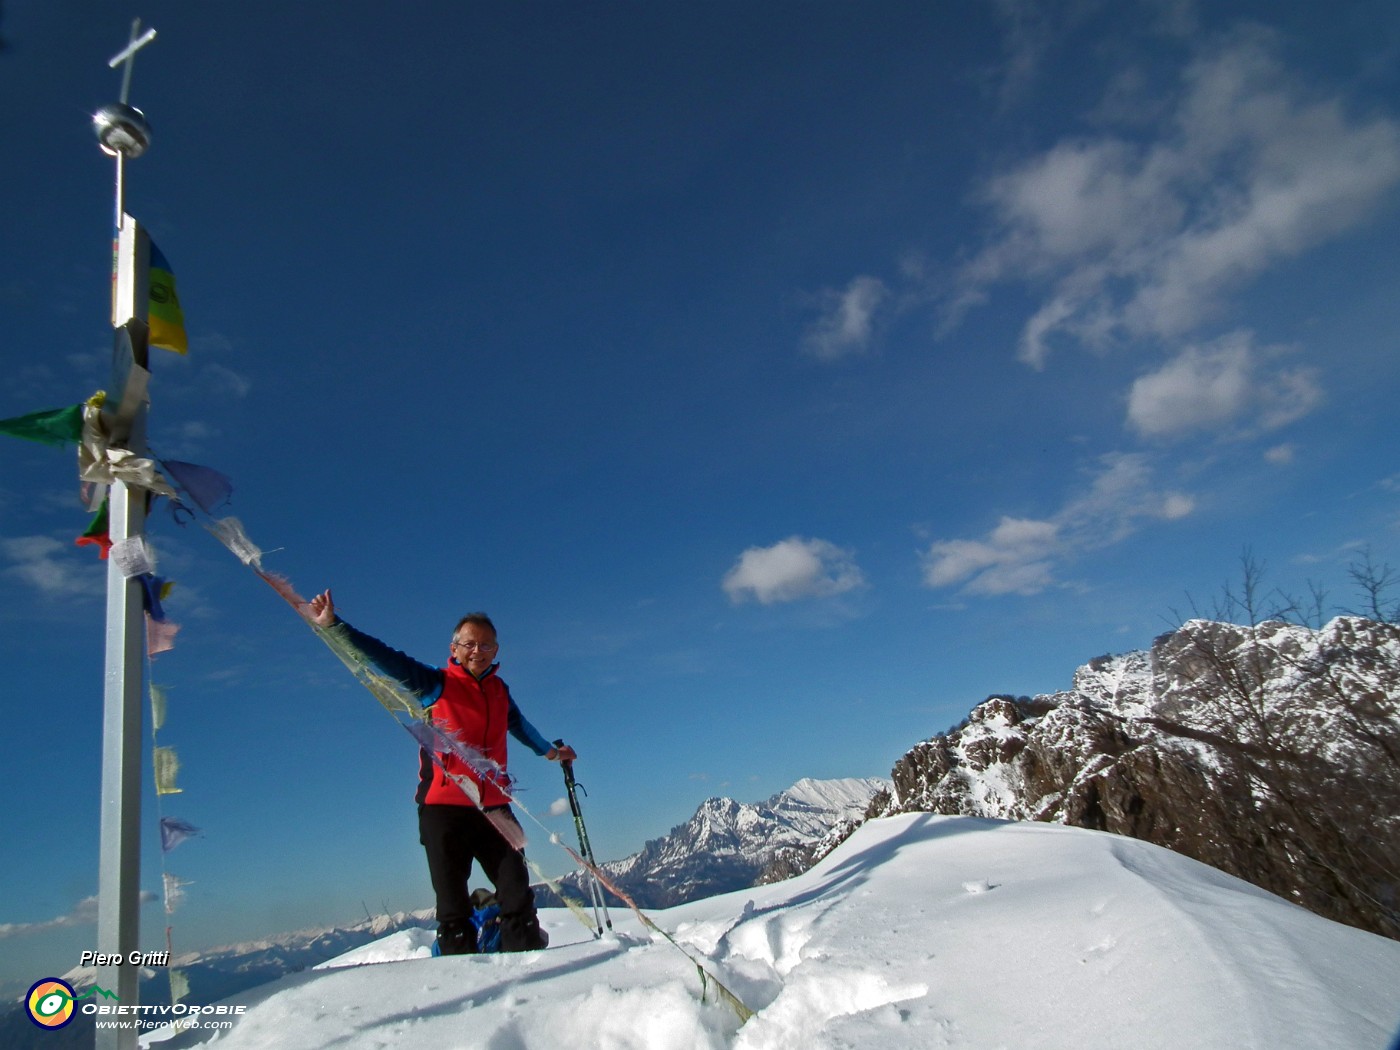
[148,242,188,354]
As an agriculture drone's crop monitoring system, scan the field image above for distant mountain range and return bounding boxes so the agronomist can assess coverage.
[542,776,889,910]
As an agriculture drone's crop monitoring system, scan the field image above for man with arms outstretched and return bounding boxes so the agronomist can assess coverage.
[307,590,575,955]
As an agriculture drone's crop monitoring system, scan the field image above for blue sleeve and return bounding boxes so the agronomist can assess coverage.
[504,686,553,756]
[322,618,444,702]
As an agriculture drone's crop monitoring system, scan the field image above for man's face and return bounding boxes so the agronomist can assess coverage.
[451,623,499,676]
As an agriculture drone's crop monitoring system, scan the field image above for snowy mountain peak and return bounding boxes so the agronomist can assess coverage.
[878,615,1400,940]
[547,776,889,909]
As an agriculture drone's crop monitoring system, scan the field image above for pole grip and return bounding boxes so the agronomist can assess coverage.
[554,738,577,787]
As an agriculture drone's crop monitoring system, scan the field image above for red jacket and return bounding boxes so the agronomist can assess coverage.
[418,662,520,808]
[324,618,552,808]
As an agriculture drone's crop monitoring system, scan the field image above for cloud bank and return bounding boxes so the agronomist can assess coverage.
[955,27,1400,368]
[0,892,158,940]
[922,454,1194,595]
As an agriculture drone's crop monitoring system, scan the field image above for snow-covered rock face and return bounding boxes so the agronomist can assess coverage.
[877,616,1400,940]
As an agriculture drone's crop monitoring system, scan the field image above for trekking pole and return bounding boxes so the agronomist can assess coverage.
[557,740,613,935]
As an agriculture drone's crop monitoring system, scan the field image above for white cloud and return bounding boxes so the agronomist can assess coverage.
[922,453,1194,596]
[1126,331,1322,439]
[1,535,104,599]
[953,28,1400,367]
[0,892,157,940]
[803,276,889,361]
[922,517,1060,596]
[723,536,865,604]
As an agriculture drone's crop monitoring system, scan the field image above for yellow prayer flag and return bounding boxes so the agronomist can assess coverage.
[153,745,183,795]
[148,242,188,354]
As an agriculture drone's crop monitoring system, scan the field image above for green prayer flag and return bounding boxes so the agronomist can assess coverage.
[0,404,83,446]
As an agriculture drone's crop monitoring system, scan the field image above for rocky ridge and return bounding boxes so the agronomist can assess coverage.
[869,616,1400,939]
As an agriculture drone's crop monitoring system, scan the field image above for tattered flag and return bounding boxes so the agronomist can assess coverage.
[0,404,84,446]
[162,459,233,516]
[159,817,200,852]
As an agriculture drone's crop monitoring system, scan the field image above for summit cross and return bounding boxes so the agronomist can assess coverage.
[108,18,158,105]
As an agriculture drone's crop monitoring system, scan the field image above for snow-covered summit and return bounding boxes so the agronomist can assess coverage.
[141,813,1400,1050]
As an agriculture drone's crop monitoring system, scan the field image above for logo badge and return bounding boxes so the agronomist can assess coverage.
[25,978,77,1029]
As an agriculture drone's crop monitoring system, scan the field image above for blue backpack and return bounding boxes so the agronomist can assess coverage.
[469,889,501,954]
[430,889,501,956]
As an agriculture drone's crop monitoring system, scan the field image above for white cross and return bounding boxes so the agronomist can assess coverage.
[108,19,158,105]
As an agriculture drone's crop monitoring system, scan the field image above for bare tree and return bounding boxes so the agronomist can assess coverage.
[1347,546,1400,624]
[1164,554,1400,939]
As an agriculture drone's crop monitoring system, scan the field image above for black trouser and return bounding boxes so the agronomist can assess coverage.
[418,803,543,952]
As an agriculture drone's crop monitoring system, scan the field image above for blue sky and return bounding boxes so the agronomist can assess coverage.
[3,0,1399,991]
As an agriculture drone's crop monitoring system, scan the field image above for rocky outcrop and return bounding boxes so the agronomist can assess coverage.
[871,617,1400,940]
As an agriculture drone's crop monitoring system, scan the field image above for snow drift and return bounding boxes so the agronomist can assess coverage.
[143,813,1400,1049]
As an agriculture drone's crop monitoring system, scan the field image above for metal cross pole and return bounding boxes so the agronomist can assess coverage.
[92,21,157,1050]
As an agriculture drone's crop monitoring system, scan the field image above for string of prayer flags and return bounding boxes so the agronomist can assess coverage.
[0,404,84,446]
[148,242,188,355]
[147,605,199,1014]
[201,510,753,1021]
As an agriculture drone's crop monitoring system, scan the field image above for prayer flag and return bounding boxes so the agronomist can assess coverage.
[168,968,190,1005]
[76,499,113,559]
[111,536,155,578]
[146,613,180,657]
[153,746,183,795]
[150,683,168,733]
[0,404,83,446]
[162,460,233,515]
[162,872,192,912]
[148,242,188,354]
[140,574,172,621]
[160,817,200,851]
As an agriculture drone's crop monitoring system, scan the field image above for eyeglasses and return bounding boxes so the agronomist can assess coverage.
[452,640,498,652]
